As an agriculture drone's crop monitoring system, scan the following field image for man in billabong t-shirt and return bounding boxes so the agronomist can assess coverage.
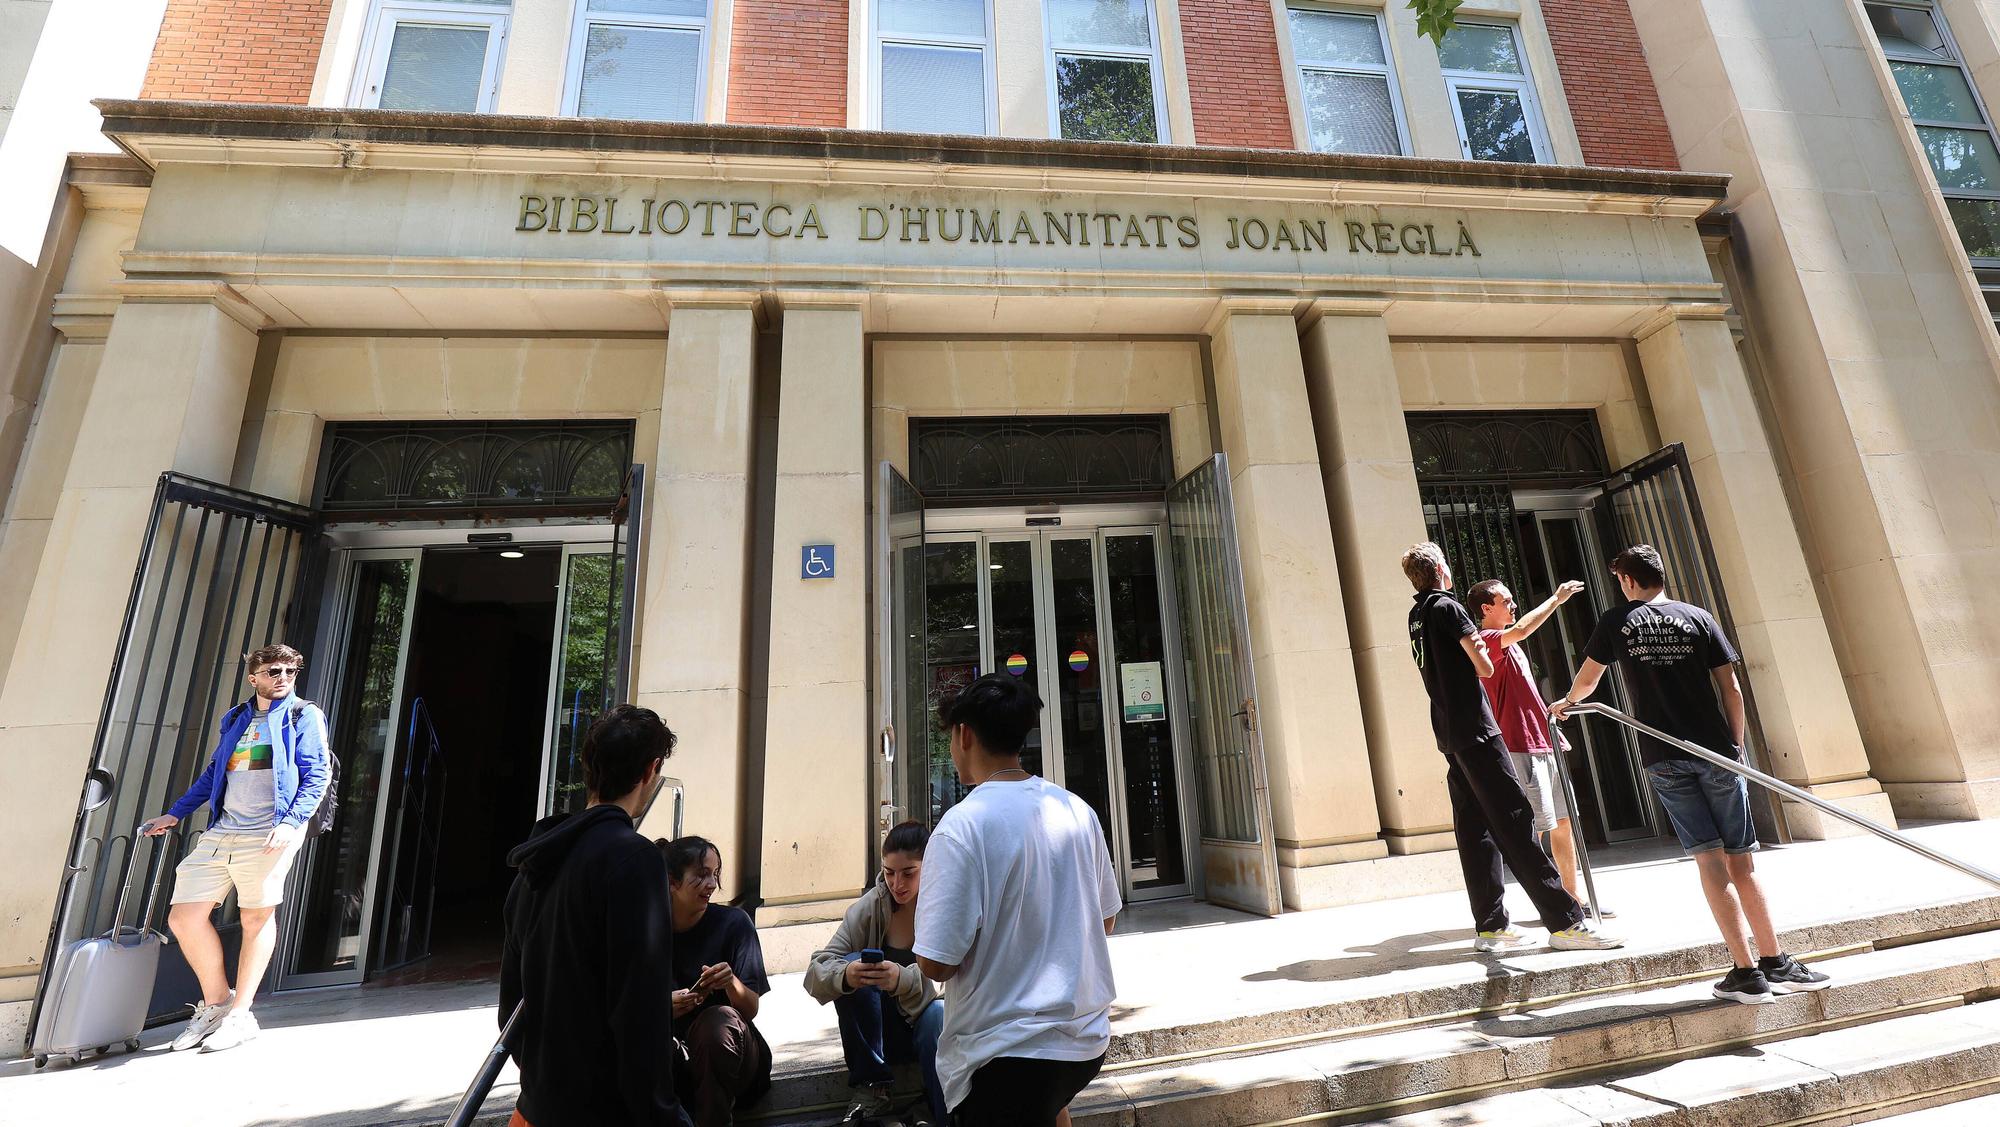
[1551,545,1830,1005]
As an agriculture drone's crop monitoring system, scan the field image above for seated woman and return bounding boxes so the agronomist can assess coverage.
[663,835,773,1127]
[805,821,946,1126]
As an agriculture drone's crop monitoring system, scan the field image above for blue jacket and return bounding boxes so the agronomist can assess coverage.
[169,695,331,830]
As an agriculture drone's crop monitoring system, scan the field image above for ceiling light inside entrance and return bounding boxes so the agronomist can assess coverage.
[500,550,525,559]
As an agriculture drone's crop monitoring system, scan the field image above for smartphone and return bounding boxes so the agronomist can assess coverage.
[860,947,885,965]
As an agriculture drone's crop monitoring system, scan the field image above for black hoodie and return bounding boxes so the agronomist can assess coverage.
[501,803,690,1127]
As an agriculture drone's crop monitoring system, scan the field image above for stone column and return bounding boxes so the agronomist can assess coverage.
[631,304,762,898]
[1204,302,1386,910]
[1634,312,1892,837]
[757,299,870,924]
[1300,310,1454,855]
[0,294,261,1053]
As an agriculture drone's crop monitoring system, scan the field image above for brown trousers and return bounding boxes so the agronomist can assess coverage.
[680,1005,770,1127]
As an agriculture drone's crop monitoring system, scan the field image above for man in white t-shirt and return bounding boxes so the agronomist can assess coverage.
[914,673,1121,1127]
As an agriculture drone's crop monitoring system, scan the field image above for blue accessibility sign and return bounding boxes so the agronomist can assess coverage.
[801,544,835,580]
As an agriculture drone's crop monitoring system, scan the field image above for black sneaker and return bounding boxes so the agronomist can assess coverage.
[1712,966,1776,1004]
[1761,954,1832,993]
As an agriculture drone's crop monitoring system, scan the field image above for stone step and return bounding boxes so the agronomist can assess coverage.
[1354,998,2000,1127]
[1864,1089,2000,1123]
[1052,929,2000,1127]
[746,895,2000,1123]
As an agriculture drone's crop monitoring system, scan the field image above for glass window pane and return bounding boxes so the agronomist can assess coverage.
[1049,0,1151,49]
[883,44,987,134]
[1436,23,1522,74]
[880,0,986,39]
[1056,54,1158,141]
[1866,3,1950,60]
[1918,125,2000,189]
[587,0,705,16]
[1947,196,2000,259]
[379,23,489,112]
[1891,60,1984,123]
[578,23,701,122]
[1303,70,1399,154]
[1456,86,1536,162]
[1287,9,1384,67]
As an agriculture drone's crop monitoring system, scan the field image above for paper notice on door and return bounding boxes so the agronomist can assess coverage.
[1120,661,1166,723]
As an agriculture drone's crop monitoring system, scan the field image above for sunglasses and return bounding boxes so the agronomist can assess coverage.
[257,666,300,678]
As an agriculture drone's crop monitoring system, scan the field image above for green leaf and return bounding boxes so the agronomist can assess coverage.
[1409,0,1465,45]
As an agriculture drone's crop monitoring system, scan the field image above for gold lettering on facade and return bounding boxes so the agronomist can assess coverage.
[504,195,1479,259]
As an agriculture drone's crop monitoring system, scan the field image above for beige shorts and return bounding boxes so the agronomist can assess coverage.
[170,832,301,910]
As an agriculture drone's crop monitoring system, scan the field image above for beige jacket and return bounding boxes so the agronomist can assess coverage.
[802,883,939,1022]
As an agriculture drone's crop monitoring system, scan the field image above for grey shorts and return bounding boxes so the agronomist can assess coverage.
[1508,751,1569,834]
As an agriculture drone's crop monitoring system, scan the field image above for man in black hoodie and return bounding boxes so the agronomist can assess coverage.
[501,704,691,1127]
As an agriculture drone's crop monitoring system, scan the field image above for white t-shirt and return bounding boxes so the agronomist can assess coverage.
[913,775,1122,1112]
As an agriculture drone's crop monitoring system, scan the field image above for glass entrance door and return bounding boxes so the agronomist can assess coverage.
[912,524,1193,900]
[1513,508,1659,844]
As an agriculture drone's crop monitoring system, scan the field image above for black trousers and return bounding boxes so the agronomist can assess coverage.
[1446,734,1583,934]
[952,1053,1105,1127]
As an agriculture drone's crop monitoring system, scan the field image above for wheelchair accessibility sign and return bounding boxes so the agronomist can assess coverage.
[801,545,835,580]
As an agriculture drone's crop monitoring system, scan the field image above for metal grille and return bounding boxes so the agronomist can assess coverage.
[40,474,322,1029]
[1408,409,1608,485]
[912,417,1172,502]
[1420,481,1529,601]
[316,420,635,515]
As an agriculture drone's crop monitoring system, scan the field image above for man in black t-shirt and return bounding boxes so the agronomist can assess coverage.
[1551,545,1829,1004]
[1401,542,1619,954]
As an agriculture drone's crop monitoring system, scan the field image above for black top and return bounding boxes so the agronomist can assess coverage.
[1583,598,1742,767]
[501,804,691,1127]
[672,903,774,1098]
[882,942,916,967]
[1409,589,1502,753]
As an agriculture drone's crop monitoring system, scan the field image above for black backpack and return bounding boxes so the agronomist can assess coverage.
[292,700,340,839]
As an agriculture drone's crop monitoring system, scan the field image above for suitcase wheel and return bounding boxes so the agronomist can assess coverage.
[126,1038,141,1052]
[96,1045,110,1055]
[33,1054,47,1068]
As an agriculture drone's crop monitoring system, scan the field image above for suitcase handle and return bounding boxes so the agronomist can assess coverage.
[109,833,172,941]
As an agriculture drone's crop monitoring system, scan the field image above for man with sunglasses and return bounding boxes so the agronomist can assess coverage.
[139,643,330,1052]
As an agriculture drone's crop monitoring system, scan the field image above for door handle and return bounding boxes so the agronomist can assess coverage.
[1233,699,1257,734]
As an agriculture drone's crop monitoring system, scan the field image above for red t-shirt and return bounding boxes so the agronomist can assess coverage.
[1477,629,1559,755]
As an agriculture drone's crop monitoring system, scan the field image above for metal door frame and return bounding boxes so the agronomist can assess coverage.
[1524,506,1663,842]
[278,546,424,990]
[536,540,622,818]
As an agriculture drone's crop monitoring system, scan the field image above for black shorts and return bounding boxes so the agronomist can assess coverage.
[952,1054,1105,1127]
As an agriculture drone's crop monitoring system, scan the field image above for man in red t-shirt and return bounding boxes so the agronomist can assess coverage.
[1466,578,1604,914]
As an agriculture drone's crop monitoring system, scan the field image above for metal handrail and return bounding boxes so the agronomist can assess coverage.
[1554,702,2000,896]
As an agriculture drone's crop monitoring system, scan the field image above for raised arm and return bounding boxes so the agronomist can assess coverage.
[1502,581,1585,648]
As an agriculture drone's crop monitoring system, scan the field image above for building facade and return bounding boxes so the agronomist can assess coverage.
[0,0,1995,1054]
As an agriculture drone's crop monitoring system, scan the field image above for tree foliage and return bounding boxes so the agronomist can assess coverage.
[1409,0,1465,44]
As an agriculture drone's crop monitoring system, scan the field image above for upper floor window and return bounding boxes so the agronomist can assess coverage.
[353,0,511,113]
[875,0,993,135]
[1046,0,1169,143]
[1436,21,1549,163]
[1286,4,1406,155]
[1866,2,2000,265]
[565,0,710,122]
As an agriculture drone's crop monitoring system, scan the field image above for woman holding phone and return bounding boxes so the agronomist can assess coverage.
[663,835,772,1126]
[805,821,946,1126]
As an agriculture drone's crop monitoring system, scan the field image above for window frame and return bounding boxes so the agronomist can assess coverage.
[350,0,511,113]
[870,0,998,135]
[561,0,712,123]
[1283,2,1410,157]
[1867,0,2000,265]
[1043,0,1172,144]
[1436,19,1551,164]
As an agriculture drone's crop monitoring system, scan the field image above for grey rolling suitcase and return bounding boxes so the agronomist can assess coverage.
[30,833,171,1067]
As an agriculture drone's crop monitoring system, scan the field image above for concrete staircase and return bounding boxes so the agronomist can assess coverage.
[753,892,2000,1127]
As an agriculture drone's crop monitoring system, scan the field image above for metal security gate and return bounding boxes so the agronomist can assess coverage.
[1167,455,1280,917]
[36,473,322,1031]
[1589,445,1785,843]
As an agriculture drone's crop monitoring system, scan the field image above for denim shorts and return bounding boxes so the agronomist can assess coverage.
[1646,759,1759,855]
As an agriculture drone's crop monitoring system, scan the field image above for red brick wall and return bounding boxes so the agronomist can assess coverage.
[142,0,333,104]
[727,0,848,127]
[1180,0,1296,149]
[1539,0,1679,169]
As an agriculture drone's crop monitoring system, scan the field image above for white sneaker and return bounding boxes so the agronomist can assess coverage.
[1549,921,1625,951]
[1473,927,1536,952]
[198,1009,259,1052]
[171,996,231,1051]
